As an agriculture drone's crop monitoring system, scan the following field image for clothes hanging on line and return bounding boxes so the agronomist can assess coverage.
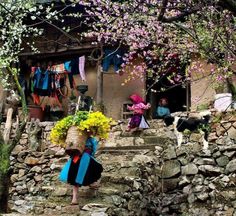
[102,48,124,73]
[32,67,51,96]
[29,66,67,108]
[68,56,86,89]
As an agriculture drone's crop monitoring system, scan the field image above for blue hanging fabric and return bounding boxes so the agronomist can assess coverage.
[33,68,51,96]
[102,48,124,73]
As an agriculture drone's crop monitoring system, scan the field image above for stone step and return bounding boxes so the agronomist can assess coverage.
[99,144,157,152]
[78,184,129,198]
[10,197,110,216]
[101,173,137,186]
[39,174,133,200]
[143,136,174,145]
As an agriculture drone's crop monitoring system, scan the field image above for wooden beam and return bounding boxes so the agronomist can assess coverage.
[3,108,13,144]
[96,62,103,105]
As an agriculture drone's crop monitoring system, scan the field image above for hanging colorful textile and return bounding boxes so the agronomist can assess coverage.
[102,48,124,73]
[68,56,86,89]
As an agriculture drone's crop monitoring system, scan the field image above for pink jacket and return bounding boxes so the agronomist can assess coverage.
[127,102,151,114]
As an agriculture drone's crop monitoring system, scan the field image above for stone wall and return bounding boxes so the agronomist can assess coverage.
[6,110,236,215]
[106,110,236,148]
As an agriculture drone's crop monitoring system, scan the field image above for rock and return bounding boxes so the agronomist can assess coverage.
[15,185,28,194]
[50,163,62,171]
[223,151,236,158]
[12,145,25,155]
[182,163,198,175]
[216,156,229,167]
[219,145,236,152]
[24,156,39,166]
[133,137,144,145]
[162,178,179,192]
[219,190,236,200]
[222,122,232,130]
[55,148,66,156]
[15,200,25,205]
[212,151,221,158]
[188,207,210,216]
[187,193,196,204]
[44,149,56,156]
[224,208,234,216]
[179,176,190,186]
[26,180,36,192]
[45,125,54,131]
[133,180,141,190]
[111,195,123,206]
[196,192,209,201]
[221,176,230,182]
[208,133,218,142]
[228,127,236,140]
[226,159,236,173]
[18,169,26,178]
[34,175,42,182]
[52,187,68,196]
[19,139,28,145]
[198,165,223,176]
[178,156,189,166]
[189,133,202,142]
[39,121,54,127]
[209,182,216,190]
[116,137,134,146]
[81,203,108,215]
[194,158,216,165]
[30,166,42,173]
[163,146,177,160]
[192,174,204,185]
[61,205,80,215]
[11,174,18,183]
[142,129,157,136]
[132,155,154,165]
[162,160,181,178]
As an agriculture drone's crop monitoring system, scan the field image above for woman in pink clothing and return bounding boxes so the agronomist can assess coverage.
[126,94,151,131]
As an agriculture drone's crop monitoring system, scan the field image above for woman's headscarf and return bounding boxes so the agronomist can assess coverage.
[129,94,144,104]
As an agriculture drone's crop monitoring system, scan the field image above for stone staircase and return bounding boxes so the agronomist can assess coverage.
[7,113,236,215]
[9,120,173,215]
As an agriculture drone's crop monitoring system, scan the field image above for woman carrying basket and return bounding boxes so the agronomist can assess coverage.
[59,130,103,205]
[50,111,111,205]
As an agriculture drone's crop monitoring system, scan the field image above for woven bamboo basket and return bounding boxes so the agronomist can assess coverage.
[65,126,88,154]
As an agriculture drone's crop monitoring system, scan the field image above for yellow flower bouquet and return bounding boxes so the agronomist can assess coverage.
[78,111,113,139]
[49,111,112,147]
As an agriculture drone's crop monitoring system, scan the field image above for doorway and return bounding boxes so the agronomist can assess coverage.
[147,73,190,119]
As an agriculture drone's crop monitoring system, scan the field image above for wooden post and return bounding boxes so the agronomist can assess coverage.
[186,80,191,112]
[3,108,13,144]
[96,61,104,108]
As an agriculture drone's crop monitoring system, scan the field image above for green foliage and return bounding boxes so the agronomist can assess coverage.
[0,143,10,174]
[196,103,209,111]
[212,114,223,124]
[198,123,211,133]
[183,129,191,135]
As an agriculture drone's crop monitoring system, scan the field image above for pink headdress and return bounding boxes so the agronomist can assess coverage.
[129,94,144,104]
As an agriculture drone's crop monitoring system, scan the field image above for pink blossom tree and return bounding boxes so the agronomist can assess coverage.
[77,0,235,92]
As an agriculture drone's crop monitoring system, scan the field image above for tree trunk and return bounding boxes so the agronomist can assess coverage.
[0,172,10,213]
[0,66,29,213]
[96,61,104,112]
[0,130,10,213]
